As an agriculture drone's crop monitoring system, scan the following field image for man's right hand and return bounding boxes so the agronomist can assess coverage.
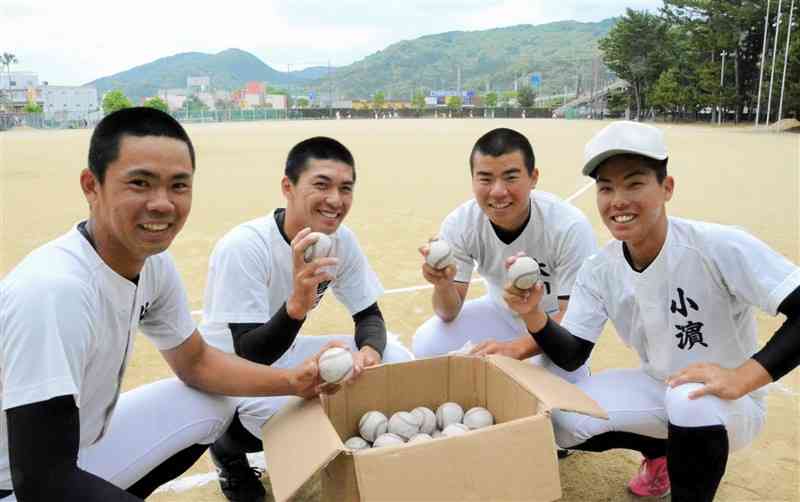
[287,228,338,320]
[419,242,457,287]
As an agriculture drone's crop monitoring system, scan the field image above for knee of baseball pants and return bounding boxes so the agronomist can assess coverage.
[551,409,614,449]
[382,334,415,363]
[664,383,765,452]
[411,316,444,358]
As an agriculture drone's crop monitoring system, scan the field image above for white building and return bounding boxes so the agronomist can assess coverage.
[1,71,40,109]
[187,76,210,92]
[264,94,288,109]
[42,85,100,121]
[158,88,188,111]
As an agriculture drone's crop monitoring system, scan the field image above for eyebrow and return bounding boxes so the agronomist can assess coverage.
[597,169,648,183]
[312,174,354,185]
[126,169,192,181]
[475,167,521,177]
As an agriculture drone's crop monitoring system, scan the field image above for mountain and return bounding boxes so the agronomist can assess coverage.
[306,19,617,99]
[86,19,617,101]
[86,48,318,100]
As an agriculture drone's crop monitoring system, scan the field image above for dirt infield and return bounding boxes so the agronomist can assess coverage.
[2,118,798,501]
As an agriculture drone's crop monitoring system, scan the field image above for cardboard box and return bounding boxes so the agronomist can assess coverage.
[262,355,607,501]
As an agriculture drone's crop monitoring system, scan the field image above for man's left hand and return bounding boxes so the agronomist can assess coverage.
[351,346,382,379]
[666,360,771,401]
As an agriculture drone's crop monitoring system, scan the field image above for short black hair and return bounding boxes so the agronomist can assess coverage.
[470,128,535,175]
[285,137,355,184]
[593,154,669,183]
[88,107,195,184]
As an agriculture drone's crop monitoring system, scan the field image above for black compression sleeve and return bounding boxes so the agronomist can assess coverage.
[528,316,595,372]
[7,395,142,501]
[751,285,800,381]
[353,303,387,355]
[230,303,305,365]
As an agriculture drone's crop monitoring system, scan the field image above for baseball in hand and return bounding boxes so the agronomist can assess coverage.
[304,232,335,263]
[318,347,354,384]
[425,239,454,270]
[507,256,540,290]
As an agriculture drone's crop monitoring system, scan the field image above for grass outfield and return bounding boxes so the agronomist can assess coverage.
[2,118,798,501]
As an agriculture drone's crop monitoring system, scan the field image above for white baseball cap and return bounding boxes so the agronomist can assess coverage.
[582,121,668,177]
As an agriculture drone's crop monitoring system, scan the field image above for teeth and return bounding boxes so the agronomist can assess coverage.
[613,215,634,223]
[490,202,511,209]
[142,223,169,231]
[320,211,338,218]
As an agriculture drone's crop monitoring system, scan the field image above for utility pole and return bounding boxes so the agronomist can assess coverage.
[457,66,461,95]
[778,0,796,122]
[719,50,728,125]
[287,63,291,119]
[756,0,772,127]
[766,0,784,127]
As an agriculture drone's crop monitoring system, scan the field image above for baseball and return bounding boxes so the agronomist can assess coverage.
[344,436,371,450]
[388,411,422,440]
[463,407,494,430]
[431,429,444,438]
[442,423,470,437]
[408,433,433,443]
[425,239,454,270]
[359,411,388,442]
[411,406,437,435]
[304,232,335,263]
[318,347,353,384]
[435,402,464,430]
[373,432,405,448]
[507,256,540,290]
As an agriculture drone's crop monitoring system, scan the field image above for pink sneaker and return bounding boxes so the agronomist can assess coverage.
[628,456,670,498]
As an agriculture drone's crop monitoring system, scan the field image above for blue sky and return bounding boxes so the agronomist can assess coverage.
[1,0,663,85]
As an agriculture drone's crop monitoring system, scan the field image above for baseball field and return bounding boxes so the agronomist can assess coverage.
[1,118,797,501]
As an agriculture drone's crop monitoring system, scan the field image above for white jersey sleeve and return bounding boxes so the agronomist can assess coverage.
[332,228,383,315]
[706,226,800,315]
[553,218,598,298]
[203,225,273,325]
[0,273,92,410]
[138,253,196,351]
[561,256,609,344]
[439,209,476,283]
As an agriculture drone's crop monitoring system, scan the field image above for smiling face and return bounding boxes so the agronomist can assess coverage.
[282,158,355,237]
[595,155,674,265]
[471,149,538,231]
[81,134,193,278]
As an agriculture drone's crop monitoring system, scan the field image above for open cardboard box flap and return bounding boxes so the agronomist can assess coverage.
[261,397,344,502]
[487,355,608,419]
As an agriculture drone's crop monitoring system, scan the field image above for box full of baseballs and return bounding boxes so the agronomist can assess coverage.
[261,355,607,501]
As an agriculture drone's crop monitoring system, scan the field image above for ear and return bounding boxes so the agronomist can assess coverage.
[280,176,293,198]
[80,168,99,205]
[530,167,540,189]
[663,175,675,202]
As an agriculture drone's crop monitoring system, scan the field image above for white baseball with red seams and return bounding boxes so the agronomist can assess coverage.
[303,232,336,262]
[425,239,454,270]
[507,256,540,290]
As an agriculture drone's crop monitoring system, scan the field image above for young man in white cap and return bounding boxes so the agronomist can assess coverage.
[412,127,596,384]
[0,108,335,501]
[475,121,800,500]
[199,136,413,501]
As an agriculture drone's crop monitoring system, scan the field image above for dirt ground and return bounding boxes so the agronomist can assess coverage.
[1,118,798,501]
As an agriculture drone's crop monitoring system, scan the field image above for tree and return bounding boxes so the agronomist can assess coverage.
[499,91,517,107]
[183,95,208,114]
[23,101,42,113]
[599,9,673,119]
[1,52,18,107]
[446,95,462,110]
[295,97,310,108]
[517,86,536,108]
[412,91,426,111]
[484,92,498,108]
[102,90,133,115]
[143,96,168,113]
[372,91,386,109]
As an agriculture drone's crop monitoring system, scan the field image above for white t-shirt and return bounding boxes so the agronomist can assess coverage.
[199,210,383,353]
[0,225,195,490]
[440,190,597,315]
[563,217,800,397]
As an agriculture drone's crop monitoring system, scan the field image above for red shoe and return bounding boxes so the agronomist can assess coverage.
[628,456,670,498]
